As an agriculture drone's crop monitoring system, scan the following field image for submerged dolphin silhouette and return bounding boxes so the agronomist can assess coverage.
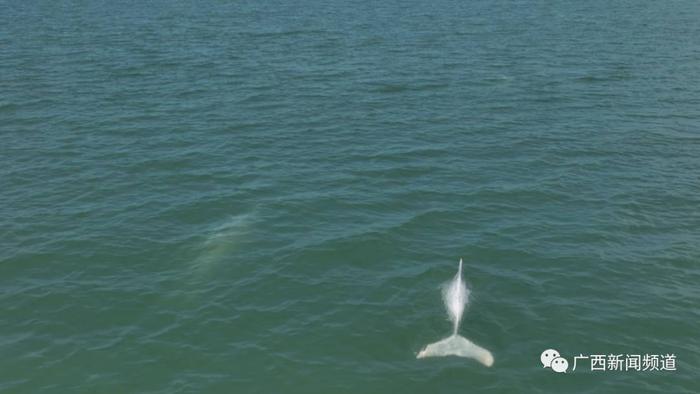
[417,259,494,367]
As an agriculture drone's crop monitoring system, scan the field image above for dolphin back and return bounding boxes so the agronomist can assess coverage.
[443,259,469,334]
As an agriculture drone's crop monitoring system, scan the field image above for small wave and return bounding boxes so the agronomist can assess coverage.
[372,82,449,94]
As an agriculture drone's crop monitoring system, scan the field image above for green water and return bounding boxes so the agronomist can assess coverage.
[2,0,699,393]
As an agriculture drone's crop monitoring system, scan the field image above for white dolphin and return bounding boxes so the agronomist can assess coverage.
[416,259,494,367]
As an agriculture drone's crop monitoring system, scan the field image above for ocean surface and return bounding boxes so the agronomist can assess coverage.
[1,0,699,393]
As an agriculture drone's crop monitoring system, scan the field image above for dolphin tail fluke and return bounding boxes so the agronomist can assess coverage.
[416,334,494,367]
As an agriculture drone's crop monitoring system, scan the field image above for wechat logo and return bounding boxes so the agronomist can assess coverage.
[541,349,569,373]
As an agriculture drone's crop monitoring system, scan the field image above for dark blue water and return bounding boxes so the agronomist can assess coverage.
[2,1,699,392]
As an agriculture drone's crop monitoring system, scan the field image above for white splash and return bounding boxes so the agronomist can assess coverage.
[443,258,469,335]
[417,259,494,367]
